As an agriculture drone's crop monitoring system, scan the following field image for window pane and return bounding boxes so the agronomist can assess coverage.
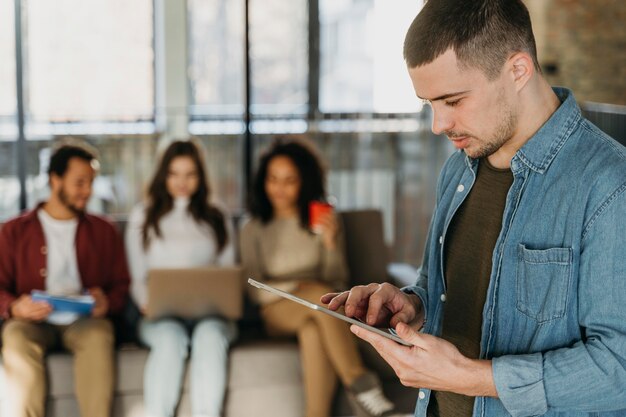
[25,0,154,124]
[0,141,19,221]
[0,0,16,121]
[0,0,18,220]
[320,0,424,113]
[93,135,243,216]
[250,0,308,115]
[188,0,245,117]
[20,135,244,217]
[195,136,244,212]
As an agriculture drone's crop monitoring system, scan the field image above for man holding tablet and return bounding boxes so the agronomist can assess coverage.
[322,1,626,417]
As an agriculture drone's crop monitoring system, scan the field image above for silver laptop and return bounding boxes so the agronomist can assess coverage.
[145,267,244,320]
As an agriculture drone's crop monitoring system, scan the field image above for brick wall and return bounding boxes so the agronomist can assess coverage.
[525,0,626,105]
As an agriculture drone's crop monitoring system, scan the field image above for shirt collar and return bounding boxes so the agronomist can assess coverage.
[24,201,88,223]
[512,87,582,174]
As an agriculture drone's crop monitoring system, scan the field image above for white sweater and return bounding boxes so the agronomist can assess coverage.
[125,198,235,308]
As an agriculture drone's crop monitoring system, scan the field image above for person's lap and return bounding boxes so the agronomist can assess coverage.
[261,281,334,335]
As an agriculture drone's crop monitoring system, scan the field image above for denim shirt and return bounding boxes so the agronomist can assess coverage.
[406,88,626,417]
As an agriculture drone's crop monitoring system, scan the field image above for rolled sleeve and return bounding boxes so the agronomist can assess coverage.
[492,353,548,417]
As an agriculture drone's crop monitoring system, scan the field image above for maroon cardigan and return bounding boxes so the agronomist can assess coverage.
[0,205,130,319]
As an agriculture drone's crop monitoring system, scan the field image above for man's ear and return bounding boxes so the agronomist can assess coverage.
[507,52,534,92]
[49,173,61,191]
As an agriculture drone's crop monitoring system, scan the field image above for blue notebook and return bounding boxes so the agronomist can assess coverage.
[31,290,95,316]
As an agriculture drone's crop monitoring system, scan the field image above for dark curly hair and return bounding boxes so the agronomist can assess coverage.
[249,136,327,228]
[142,140,228,251]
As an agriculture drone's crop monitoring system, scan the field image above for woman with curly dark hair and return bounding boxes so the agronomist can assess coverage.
[125,139,236,417]
[240,136,400,417]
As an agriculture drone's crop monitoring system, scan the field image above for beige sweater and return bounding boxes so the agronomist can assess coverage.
[239,216,349,305]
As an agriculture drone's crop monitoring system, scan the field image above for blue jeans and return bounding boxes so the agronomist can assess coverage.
[139,317,237,417]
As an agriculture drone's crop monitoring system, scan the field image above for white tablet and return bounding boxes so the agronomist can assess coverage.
[248,278,412,346]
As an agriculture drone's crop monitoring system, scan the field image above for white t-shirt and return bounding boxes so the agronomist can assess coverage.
[125,198,235,308]
[37,208,82,324]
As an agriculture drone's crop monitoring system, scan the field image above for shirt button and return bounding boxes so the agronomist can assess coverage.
[457,184,465,192]
[440,294,447,302]
[418,390,426,400]
[41,246,48,255]
[40,268,47,277]
[439,236,443,244]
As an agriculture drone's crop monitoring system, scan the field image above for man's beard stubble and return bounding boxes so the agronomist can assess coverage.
[451,93,518,160]
[58,186,86,215]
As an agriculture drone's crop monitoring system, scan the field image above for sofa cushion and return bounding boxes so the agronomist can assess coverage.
[1,339,306,417]
[340,210,390,286]
[228,340,302,388]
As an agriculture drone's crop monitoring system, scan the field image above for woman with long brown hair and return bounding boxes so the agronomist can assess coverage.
[125,140,235,417]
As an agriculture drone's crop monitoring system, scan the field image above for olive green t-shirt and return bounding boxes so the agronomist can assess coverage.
[429,158,513,417]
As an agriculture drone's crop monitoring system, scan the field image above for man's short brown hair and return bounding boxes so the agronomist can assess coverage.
[403,0,540,80]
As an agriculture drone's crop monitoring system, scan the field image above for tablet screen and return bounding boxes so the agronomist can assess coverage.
[248,278,412,347]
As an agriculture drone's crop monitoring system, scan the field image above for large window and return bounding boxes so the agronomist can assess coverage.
[15,135,244,218]
[188,0,245,118]
[4,0,450,265]
[249,0,308,116]
[0,0,16,131]
[187,0,247,211]
[187,0,439,255]
[24,0,154,135]
[189,0,308,118]
[0,0,18,220]
[319,0,424,113]
[0,141,19,222]
[6,0,157,217]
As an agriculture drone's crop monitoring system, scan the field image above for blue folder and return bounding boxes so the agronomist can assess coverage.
[31,290,95,316]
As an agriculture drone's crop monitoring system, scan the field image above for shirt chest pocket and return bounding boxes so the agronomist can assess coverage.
[516,244,572,324]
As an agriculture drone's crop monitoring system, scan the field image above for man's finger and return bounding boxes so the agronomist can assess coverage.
[389,302,419,328]
[327,292,350,310]
[350,324,390,349]
[345,286,372,316]
[366,289,389,325]
[30,303,52,315]
[320,291,345,307]
[389,311,409,328]
[34,312,50,321]
[29,307,50,321]
[350,325,406,370]
[395,322,429,350]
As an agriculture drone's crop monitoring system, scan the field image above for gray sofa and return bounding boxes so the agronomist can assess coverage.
[0,210,419,416]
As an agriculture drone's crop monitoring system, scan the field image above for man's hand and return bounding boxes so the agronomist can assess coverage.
[9,295,52,321]
[351,322,498,397]
[321,282,424,329]
[88,287,109,318]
